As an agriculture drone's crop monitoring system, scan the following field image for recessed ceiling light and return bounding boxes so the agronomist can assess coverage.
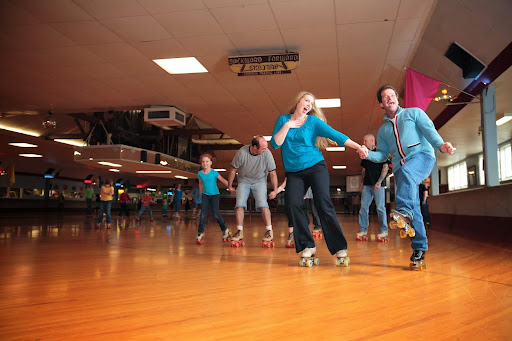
[109,169,120,172]
[19,153,42,158]
[175,175,188,179]
[262,136,272,141]
[98,161,122,167]
[316,98,341,108]
[153,57,208,74]
[214,168,226,172]
[332,165,347,169]
[9,143,38,148]
[496,113,512,126]
[326,147,345,151]
[136,170,172,174]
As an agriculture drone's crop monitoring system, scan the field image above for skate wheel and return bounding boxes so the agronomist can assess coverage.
[400,230,407,238]
[364,237,368,241]
[271,241,275,247]
[241,242,245,247]
[299,259,306,267]
[314,258,320,266]
[306,259,313,267]
[408,228,416,237]
[389,221,398,229]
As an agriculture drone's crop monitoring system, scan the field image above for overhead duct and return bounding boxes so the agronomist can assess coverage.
[144,106,186,128]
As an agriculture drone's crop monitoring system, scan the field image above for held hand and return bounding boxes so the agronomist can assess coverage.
[440,142,455,155]
[268,191,278,200]
[358,145,369,159]
[228,186,236,195]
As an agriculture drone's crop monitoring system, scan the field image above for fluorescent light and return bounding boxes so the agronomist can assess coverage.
[19,153,42,158]
[326,147,345,152]
[263,136,272,141]
[74,151,81,156]
[175,175,188,179]
[98,161,122,167]
[153,57,208,74]
[109,169,120,172]
[147,188,156,191]
[54,139,87,147]
[0,124,40,137]
[316,98,341,108]
[9,143,38,148]
[214,168,226,172]
[332,165,347,169]
[160,160,169,165]
[496,113,512,126]
[136,170,172,174]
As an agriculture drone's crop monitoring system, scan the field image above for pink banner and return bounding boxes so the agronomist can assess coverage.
[404,68,442,111]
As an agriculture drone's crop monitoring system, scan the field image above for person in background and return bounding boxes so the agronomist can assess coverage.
[118,190,130,219]
[419,180,431,229]
[136,190,156,222]
[85,184,94,217]
[162,198,169,218]
[191,181,202,219]
[172,184,183,218]
[97,179,114,229]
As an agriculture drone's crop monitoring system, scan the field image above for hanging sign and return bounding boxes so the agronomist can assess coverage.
[228,53,300,76]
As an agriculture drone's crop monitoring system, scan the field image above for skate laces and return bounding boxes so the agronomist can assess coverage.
[264,230,272,238]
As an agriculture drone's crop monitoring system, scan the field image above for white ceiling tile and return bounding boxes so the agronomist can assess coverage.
[87,43,149,63]
[14,0,92,23]
[73,0,148,20]
[137,0,206,14]
[210,4,277,33]
[281,27,337,49]
[5,24,76,49]
[227,30,285,52]
[298,48,338,65]
[132,39,189,59]
[397,0,434,19]
[0,1,41,27]
[337,21,394,46]
[154,9,223,38]
[101,15,171,42]
[387,41,411,61]
[177,35,236,57]
[271,0,335,29]
[335,0,399,24]
[50,21,123,45]
[391,18,421,42]
[204,0,267,8]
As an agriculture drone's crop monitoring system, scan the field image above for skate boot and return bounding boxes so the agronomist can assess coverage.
[262,229,275,248]
[222,228,231,242]
[335,249,350,267]
[106,223,112,229]
[299,247,319,267]
[312,227,323,239]
[356,231,368,241]
[230,229,245,247]
[285,232,295,248]
[196,232,205,245]
[389,210,415,238]
[410,250,427,270]
[136,217,141,222]
[96,222,102,229]
[376,231,389,242]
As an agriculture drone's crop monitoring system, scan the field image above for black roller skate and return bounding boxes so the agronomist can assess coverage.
[410,250,427,270]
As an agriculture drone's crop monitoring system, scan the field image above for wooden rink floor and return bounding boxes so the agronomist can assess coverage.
[0,211,511,340]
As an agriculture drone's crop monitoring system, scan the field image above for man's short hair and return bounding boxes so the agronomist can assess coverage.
[251,135,264,148]
[376,85,399,103]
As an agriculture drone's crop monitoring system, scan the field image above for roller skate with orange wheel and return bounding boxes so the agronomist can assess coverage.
[299,247,319,267]
[106,223,112,229]
[285,232,294,248]
[355,231,368,241]
[376,231,389,242]
[389,210,415,238]
[409,250,427,270]
[222,228,231,243]
[312,227,323,239]
[195,232,205,245]
[335,249,350,267]
[262,229,275,248]
[96,222,102,229]
[230,229,245,247]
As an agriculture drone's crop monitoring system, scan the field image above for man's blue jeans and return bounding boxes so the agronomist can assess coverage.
[358,185,387,233]
[394,153,435,251]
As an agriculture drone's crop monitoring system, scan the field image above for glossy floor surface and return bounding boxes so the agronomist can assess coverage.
[1,211,511,340]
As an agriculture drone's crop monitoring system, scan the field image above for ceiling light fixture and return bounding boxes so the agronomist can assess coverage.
[0,124,40,137]
[109,169,120,172]
[9,143,38,148]
[175,175,188,179]
[136,170,172,174]
[496,113,512,126]
[19,153,43,158]
[262,136,272,141]
[153,57,208,74]
[98,161,122,167]
[214,168,227,172]
[332,165,347,169]
[316,98,341,108]
[433,89,456,103]
[54,139,87,147]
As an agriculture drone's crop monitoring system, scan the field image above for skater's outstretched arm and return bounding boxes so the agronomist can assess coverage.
[217,174,229,188]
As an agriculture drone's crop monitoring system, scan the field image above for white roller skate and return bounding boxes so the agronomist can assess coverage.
[262,229,275,248]
[377,231,389,242]
[230,229,245,247]
[222,228,231,243]
[299,247,319,267]
[335,249,350,267]
[356,231,368,241]
[196,232,205,245]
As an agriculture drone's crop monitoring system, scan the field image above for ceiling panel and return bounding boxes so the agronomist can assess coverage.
[15,0,93,22]
[210,3,277,33]
[153,9,224,38]
[50,21,123,45]
[337,21,394,46]
[100,15,171,42]
[137,0,206,14]
[73,0,148,20]
[271,0,335,30]
[334,0,399,24]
